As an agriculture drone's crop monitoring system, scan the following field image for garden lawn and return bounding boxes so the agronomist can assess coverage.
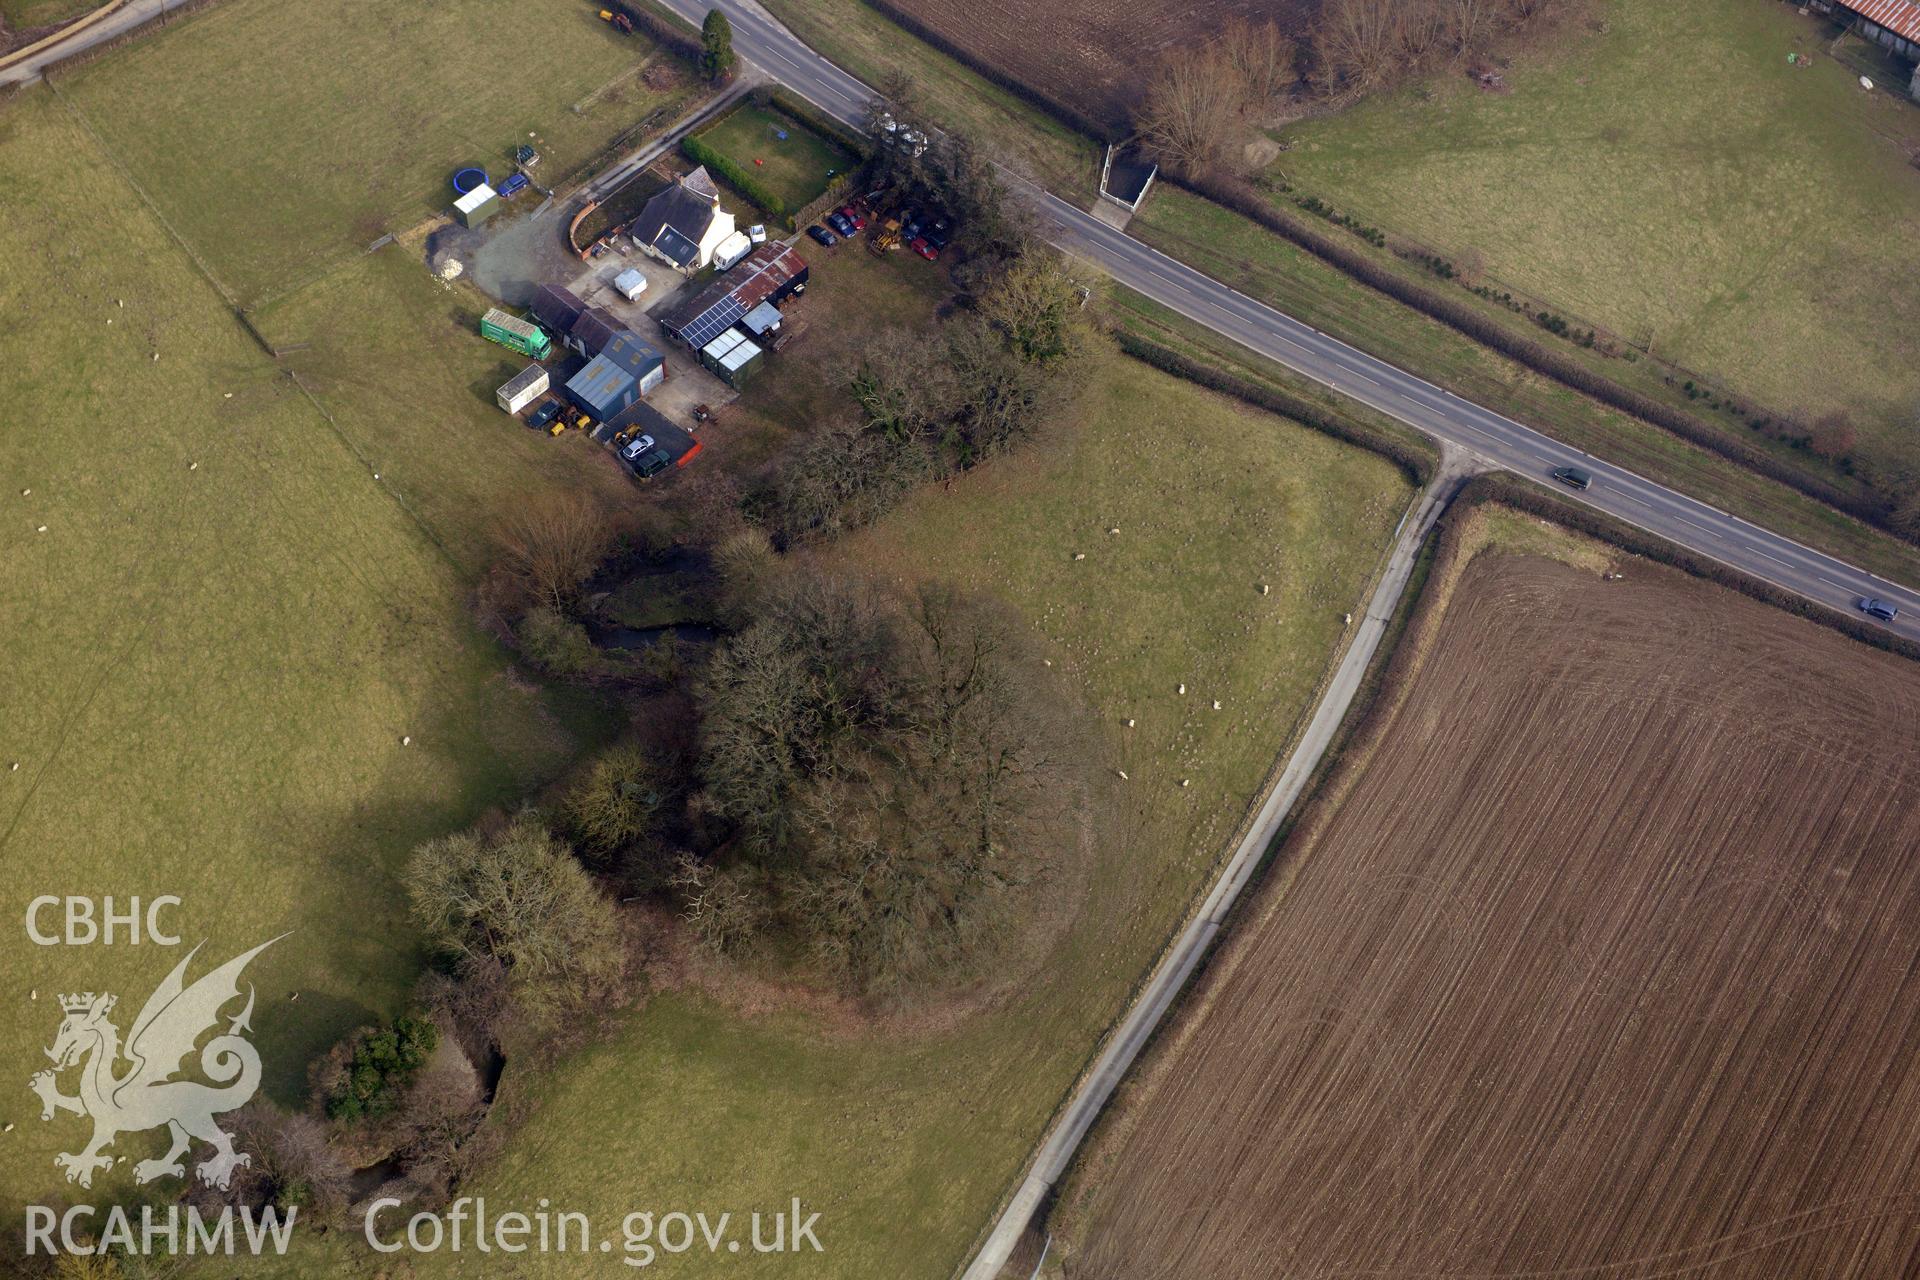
[439,354,1411,1277]
[55,0,691,304]
[0,91,612,1213]
[1277,0,1920,461]
[695,102,855,213]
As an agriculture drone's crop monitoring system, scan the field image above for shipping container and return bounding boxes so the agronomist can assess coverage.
[480,308,552,360]
[496,364,551,415]
[699,328,763,389]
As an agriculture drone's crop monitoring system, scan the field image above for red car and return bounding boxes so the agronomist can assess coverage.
[910,237,939,262]
[838,205,867,232]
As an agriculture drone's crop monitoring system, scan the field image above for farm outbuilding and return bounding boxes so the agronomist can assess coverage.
[740,300,783,338]
[531,284,587,339]
[1812,0,1920,94]
[658,243,808,349]
[567,306,624,358]
[454,184,501,229]
[564,329,667,420]
[496,364,550,414]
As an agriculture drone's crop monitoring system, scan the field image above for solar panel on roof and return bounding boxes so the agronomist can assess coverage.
[681,297,747,350]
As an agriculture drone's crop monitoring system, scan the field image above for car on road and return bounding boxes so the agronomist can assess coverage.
[806,224,838,247]
[618,434,656,464]
[526,399,562,429]
[1857,597,1900,622]
[1551,466,1593,491]
[910,237,938,261]
[826,212,855,237]
[631,447,672,479]
[837,205,866,232]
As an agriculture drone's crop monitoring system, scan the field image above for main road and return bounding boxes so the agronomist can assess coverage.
[662,0,1920,641]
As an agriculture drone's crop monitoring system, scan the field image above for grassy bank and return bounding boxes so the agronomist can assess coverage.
[0,90,617,1211]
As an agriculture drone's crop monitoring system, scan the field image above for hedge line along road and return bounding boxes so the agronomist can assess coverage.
[663,0,1920,642]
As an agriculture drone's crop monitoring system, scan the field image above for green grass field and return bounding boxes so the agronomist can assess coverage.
[54,0,694,304]
[443,354,1411,1277]
[0,90,620,1214]
[1127,189,1920,588]
[1276,0,1920,462]
[695,102,854,213]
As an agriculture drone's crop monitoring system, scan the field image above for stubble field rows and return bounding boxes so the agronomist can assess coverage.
[1068,547,1920,1278]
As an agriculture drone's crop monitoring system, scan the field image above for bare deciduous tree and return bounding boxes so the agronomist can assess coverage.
[406,814,628,1009]
[1136,41,1251,178]
[494,493,613,613]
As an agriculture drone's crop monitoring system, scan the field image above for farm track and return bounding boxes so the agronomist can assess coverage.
[1070,551,1920,1279]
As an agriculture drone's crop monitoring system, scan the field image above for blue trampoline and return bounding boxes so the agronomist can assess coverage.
[452,167,490,196]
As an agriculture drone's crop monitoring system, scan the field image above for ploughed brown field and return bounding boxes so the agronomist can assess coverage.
[1069,550,1920,1278]
[879,0,1317,129]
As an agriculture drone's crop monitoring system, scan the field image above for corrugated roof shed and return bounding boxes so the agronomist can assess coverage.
[569,307,623,357]
[740,300,783,336]
[565,353,637,419]
[1846,0,1920,39]
[661,243,808,345]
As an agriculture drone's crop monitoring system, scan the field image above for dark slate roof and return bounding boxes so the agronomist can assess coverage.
[530,284,586,336]
[654,227,700,270]
[659,243,807,344]
[569,306,623,357]
[601,331,665,380]
[630,179,721,259]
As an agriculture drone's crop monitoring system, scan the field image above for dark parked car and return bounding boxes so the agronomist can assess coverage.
[632,447,672,479]
[1858,597,1900,622]
[806,224,838,247]
[910,237,938,261]
[826,212,855,236]
[1551,466,1593,491]
[925,219,951,249]
[526,399,563,429]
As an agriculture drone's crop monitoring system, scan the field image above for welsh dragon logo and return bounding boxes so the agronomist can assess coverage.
[28,937,283,1190]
